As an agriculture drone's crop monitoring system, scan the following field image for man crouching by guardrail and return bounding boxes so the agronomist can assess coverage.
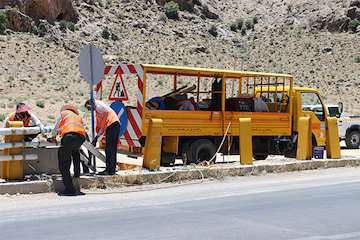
[3,103,45,141]
[48,104,87,196]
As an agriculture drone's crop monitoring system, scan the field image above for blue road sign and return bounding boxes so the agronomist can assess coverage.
[110,101,128,137]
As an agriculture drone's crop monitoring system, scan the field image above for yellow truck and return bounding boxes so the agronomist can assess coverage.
[103,64,331,166]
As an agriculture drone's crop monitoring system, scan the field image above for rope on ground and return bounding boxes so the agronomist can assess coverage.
[202,122,232,166]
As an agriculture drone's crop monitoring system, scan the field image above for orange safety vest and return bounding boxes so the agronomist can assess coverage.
[9,112,31,127]
[95,109,118,134]
[58,110,86,137]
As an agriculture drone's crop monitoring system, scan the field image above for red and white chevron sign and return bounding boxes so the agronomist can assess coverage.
[100,64,144,147]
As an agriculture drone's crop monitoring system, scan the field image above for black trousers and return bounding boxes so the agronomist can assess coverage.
[58,133,85,192]
[105,121,120,174]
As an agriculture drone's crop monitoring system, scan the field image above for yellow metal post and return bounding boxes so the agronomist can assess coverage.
[296,116,312,160]
[326,117,341,159]
[0,121,25,180]
[143,118,163,170]
[239,118,253,165]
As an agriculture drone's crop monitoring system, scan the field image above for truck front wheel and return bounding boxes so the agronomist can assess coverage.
[346,131,360,149]
[253,154,268,160]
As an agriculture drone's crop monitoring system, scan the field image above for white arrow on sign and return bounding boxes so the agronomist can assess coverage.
[79,44,105,85]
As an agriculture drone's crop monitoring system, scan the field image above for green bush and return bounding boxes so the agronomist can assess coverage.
[68,22,75,32]
[355,55,360,63]
[37,23,47,37]
[236,18,244,30]
[209,25,218,37]
[36,100,45,108]
[102,27,111,39]
[164,1,179,20]
[230,22,237,32]
[59,20,67,32]
[241,26,246,35]
[252,16,258,24]
[348,19,360,33]
[0,113,6,122]
[245,19,254,30]
[0,13,8,34]
[159,13,168,22]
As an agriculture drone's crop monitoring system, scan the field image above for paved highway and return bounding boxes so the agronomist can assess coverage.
[1,167,360,240]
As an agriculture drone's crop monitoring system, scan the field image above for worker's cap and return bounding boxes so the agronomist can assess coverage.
[61,104,79,115]
[16,103,31,113]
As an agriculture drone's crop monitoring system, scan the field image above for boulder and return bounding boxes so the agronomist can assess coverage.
[24,0,78,22]
[1,8,35,32]
[350,0,360,8]
[327,16,350,32]
[199,4,219,19]
[347,7,360,20]
[0,0,24,9]
[0,0,78,22]
[309,14,350,32]
[156,0,195,12]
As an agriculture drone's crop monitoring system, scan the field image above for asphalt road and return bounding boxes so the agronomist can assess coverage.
[1,167,360,240]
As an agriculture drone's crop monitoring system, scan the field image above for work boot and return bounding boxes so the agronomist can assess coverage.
[57,189,77,196]
[97,170,115,176]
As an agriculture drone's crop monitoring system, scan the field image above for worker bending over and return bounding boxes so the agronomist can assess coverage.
[3,103,44,141]
[85,100,120,175]
[51,105,86,196]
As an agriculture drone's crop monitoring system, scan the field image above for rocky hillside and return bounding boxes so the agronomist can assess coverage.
[0,0,359,126]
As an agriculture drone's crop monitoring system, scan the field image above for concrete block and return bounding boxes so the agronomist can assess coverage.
[24,147,59,175]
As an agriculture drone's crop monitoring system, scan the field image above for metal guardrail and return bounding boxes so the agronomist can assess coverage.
[0,141,57,151]
[0,126,53,136]
[0,154,38,162]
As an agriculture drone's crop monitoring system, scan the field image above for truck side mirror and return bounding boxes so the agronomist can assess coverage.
[338,102,343,114]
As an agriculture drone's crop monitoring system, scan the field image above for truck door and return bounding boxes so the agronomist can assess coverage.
[299,91,327,146]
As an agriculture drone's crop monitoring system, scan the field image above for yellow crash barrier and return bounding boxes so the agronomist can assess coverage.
[239,118,253,165]
[326,117,341,159]
[143,118,163,171]
[296,116,312,160]
[0,121,25,180]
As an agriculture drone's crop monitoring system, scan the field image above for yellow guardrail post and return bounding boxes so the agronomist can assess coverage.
[239,118,253,165]
[326,117,341,159]
[143,118,163,171]
[0,121,25,180]
[296,116,312,160]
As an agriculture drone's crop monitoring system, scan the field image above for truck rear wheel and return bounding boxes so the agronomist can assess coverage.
[186,139,216,164]
[346,131,360,149]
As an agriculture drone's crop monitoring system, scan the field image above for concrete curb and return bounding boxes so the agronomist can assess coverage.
[0,180,52,195]
[80,159,360,189]
[2,158,360,194]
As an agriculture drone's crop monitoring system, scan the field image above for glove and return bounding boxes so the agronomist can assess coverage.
[47,137,57,144]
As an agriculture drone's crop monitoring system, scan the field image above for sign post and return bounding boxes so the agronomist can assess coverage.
[79,44,104,172]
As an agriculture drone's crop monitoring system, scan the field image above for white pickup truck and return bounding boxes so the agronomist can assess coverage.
[302,103,360,149]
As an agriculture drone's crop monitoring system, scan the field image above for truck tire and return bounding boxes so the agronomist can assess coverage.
[346,131,360,149]
[186,139,216,164]
[253,154,268,160]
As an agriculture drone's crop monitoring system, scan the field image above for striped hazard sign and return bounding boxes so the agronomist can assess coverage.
[100,64,144,147]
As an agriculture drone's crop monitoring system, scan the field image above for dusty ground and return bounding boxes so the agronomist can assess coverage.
[0,0,359,128]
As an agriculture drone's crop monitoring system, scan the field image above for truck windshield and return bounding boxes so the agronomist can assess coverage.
[301,92,325,121]
[328,107,340,118]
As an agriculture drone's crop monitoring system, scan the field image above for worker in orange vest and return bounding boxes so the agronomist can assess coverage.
[85,99,120,175]
[50,104,87,196]
[3,103,44,141]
